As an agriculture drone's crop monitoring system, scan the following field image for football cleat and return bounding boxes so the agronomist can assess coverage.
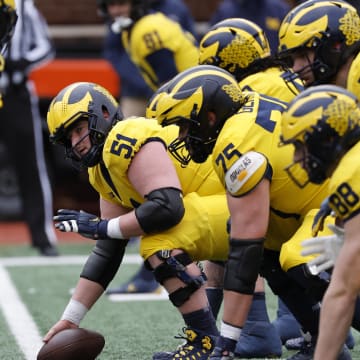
[285,330,355,351]
[209,336,236,360]
[209,347,234,360]
[152,327,216,360]
[287,339,352,360]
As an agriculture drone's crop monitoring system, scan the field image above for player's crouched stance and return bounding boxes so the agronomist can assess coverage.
[43,82,233,359]
[280,84,360,360]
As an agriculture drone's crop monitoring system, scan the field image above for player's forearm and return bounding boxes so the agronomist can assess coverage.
[315,291,354,359]
[72,278,104,310]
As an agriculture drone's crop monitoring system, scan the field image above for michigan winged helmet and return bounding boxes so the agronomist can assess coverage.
[146,65,245,165]
[280,85,360,186]
[278,0,360,85]
[47,82,123,169]
[199,18,271,82]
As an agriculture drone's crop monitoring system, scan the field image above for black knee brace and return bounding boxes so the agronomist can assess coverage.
[224,238,264,294]
[153,250,207,307]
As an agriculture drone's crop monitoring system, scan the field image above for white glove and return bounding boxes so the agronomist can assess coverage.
[301,224,344,275]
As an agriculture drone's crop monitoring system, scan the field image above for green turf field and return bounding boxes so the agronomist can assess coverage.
[0,242,359,359]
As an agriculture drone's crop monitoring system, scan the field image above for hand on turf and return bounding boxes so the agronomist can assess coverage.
[43,320,78,343]
[53,209,110,240]
[301,224,344,275]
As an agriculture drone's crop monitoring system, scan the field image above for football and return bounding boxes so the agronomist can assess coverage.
[37,328,105,360]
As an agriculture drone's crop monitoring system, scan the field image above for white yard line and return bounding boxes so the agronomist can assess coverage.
[0,264,43,360]
[107,287,168,302]
[0,254,143,359]
[0,254,143,267]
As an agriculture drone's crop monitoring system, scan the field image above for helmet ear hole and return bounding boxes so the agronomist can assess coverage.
[102,106,110,119]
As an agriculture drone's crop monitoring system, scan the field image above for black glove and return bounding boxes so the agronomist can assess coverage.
[53,209,110,240]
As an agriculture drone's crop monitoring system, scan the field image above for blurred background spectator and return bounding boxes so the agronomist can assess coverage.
[0,0,58,256]
[98,0,196,118]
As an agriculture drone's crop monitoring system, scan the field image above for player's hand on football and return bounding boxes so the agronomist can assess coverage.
[301,224,344,275]
[53,209,110,240]
[43,320,78,343]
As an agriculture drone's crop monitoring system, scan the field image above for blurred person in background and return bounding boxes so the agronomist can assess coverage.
[0,0,58,256]
[97,0,196,118]
[96,0,198,294]
[117,0,198,90]
[209,0,291,54]
[0,0,17,79]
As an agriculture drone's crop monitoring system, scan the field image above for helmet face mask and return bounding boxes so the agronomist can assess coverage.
[278,0,360,86]
[0,0,17,55]
[168,115,219,165]
[47,82,123,170]
[146,65,245,165]
[280,84,360,186]
[285,127,340,187]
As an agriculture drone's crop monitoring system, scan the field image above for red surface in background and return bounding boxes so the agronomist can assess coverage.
[0,222,88,244]
[29,59,120,99]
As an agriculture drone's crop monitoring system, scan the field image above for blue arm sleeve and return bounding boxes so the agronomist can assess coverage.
[145,48,178,87]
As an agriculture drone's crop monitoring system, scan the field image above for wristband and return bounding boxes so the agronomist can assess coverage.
[107,217,125,239]
[61,299,88,326]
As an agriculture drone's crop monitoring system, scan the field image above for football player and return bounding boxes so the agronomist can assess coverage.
[98,0,197,295]
[105,0,198,91]
[280,85,360,360]
[96,0,199,296]
[43,82,232,360]
[277,0,360,88]
[198,17,304,355]
[147,65,352,359]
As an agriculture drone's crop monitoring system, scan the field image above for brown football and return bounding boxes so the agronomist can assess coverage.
[37,328,105,360]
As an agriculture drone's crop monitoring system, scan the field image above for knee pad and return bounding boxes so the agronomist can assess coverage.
[224,238,264,295]
[153,250,206,307]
